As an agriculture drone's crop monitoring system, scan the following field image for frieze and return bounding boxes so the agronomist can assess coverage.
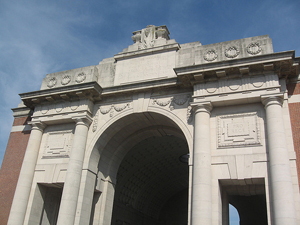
[41,104,49,114]
[217,112,261,148]
[251,75,265,88]
[206,81,218,93]
[70,101,79,111]
[35,100,86,117]
[194,74,278,97]
[228,79,242,91]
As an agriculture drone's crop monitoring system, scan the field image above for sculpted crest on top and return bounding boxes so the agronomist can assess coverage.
[131,25,170,49]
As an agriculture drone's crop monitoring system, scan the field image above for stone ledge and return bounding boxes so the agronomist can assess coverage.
[114,42,180,60]
[20,82,102,108]
[174,51,297,86]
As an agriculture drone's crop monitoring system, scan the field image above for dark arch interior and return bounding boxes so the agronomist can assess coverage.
[221,179,268,225]
[103,113,189,225]
[90,112,190,225]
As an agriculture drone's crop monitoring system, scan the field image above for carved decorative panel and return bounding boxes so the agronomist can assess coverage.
[47,77,57,88]
[247,42,262,55]
[43,130,73,158]
[75,72,86,83]
[217,112,260,148]
[225,46,240,58]
[99,103,131,117]
[61,75,71,85]
[204,50,218,62]
[151,94,191,111]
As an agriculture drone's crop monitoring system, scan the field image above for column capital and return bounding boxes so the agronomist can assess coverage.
[261,93,284,108]
[190,101,213,115]
[28,121,46,132]
[72,115,93,127]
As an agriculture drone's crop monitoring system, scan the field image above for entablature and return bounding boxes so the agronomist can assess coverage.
[174,51,298,86]
[20,82,102,109]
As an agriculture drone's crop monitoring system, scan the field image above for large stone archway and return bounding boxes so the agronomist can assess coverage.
[3,25,300,225]
[89,112,190,225]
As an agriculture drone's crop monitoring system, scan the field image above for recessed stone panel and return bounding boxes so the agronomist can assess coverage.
[114,51,176,85]
[43,130,73,158]
[217,112,260,148]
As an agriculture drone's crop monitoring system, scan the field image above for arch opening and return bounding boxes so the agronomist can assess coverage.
[90,112,190,225]
[111,135,189,225]
[221,179,268,225]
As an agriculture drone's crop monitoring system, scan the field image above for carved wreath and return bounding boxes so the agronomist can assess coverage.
[61,75,71,85]
[204,50,218,62]
[47,77,57,88]
[99,103,130,115]
[76,72,86,83]
[247,42,262,55]
[152,98,173,107]
[225,46,240,58]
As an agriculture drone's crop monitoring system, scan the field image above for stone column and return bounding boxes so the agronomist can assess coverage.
[57,116,92,225]
[262,94,297,224]
[191,102,213,225]
[7,121,46,225]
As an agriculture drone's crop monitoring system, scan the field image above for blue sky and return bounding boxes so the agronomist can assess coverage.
[1,0,300,166]
[1,0,299,223]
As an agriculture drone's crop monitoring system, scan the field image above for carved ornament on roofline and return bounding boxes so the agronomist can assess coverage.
[131,25,170,50]
[225,46,240,58]
[204,49,218,62]
[61,75,71,85]
[76,72,86,83]
[247,42,262,55]
[47,77,57,88]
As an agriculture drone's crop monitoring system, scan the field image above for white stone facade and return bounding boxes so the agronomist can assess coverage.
[6,25,300,224]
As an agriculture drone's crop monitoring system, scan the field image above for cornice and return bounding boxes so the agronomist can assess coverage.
[174,51,298,86]
[11,106,33,118]
[20,82,102,108]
